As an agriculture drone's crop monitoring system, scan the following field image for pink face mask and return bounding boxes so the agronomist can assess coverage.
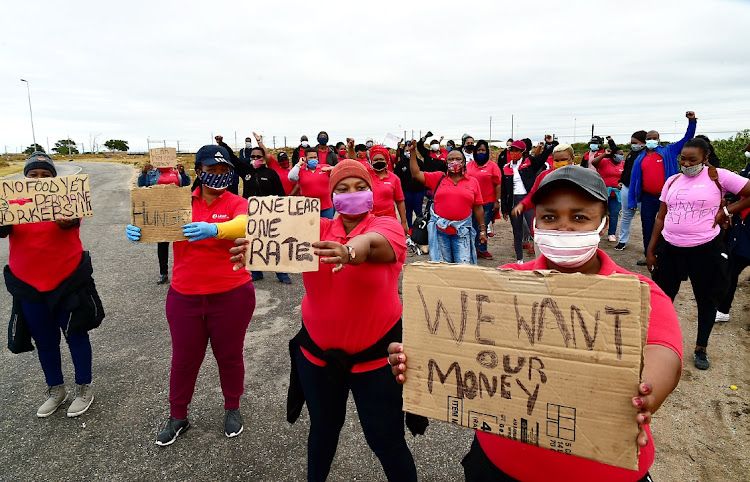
[252,159,264,169]
[447,160,463,173]
[332,190,373,215]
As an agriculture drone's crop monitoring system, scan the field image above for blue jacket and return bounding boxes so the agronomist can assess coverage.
[137,169,191,188]
[628,120,697,208]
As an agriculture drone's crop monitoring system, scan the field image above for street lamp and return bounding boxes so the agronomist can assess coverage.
[20,79,37,151]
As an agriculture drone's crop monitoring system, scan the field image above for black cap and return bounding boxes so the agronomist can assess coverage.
[277,151,289,160]
[195,145,233,168]
[590,136,603,144]
[24,152,57,177]
[531,165,608,204]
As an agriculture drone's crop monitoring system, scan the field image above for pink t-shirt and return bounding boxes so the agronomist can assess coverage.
[660,168,749,247]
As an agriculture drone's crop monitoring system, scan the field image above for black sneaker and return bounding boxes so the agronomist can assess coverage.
[614,243,626,251]
[636,258,647,266]
[224,409,243,438]
[156,274,168,285]
[155,417,190,446]
[694,350,710,370]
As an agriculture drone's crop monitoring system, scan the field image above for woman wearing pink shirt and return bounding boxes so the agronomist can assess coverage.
[647,138,750,370]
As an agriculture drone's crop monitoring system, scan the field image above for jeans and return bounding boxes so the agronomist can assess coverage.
[473,202,495,252]
[618,185,639,244]
[403,189,425,228]
[607,195,622,236]
[250,271,291,283]
[295,348,417,482]
[434,227,475,264]
[640,193,661,256]
[320,208,335,219]
[157,242,170,276]
[511,195,534,261]
[165,282,255,418]
[22,301,92,387]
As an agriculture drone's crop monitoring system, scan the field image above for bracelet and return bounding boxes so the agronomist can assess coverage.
[723,205,731,218]
[344,245,355,264]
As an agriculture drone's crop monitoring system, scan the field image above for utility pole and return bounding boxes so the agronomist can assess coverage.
[177,140,180,153]
[20,79,36,149]
[591,124,594,139]
[211,132,214,144]
[574,118,577,143]
[147,137,150,153]
[46,137,50,154]
[489,116,492,143]
[284,136,287,148]
[273,136,276,149]
[234,131,237,149]
[163,140,166,148]
[511,115,514,140]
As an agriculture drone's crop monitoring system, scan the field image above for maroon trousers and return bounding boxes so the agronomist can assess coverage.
[165,282,255,419]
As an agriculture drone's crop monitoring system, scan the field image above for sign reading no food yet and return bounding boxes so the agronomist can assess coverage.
[130,185,192,242]
[245,196,320,273]
[0,174,93,226]
[150,148,177,168]
[402,263,650,470]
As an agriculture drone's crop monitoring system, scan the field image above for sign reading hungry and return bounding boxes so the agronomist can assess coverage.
[0,175,93,226]
[401,262,650,470]
[130,185,192,242]
[244,196,320,273]
[149,147,178,168]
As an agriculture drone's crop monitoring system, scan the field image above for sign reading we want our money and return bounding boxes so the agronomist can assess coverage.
[0,175,93,226]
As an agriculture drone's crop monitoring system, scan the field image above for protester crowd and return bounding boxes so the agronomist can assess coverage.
[4,110,750,481]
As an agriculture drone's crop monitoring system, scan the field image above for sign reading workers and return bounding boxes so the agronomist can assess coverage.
[130,185,192,242]
[402,263,650,470]
[149,147,177,168]
[0,174,93,226]
[244,196,320,273]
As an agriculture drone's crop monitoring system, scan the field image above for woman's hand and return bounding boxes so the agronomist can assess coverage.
[253,131,262,142]
[54,217,75,229]
[388,342,408,384]
[321,166,334,173]
[502,212,510,221]
[182,222,218,242]
[402,220,409,234]
[230,238,249,271]
[633,382,655,447]
[406,140,417,154]
[176,163,185,173]
[511,204,525,217]
[646,251,658,273]
[713,207,732,229]
[605,148,612,155]
[479,231,487,244]
[126,224,141,244]
[313,240,349,273]
[142,163,153,174]
[493,201,500,214]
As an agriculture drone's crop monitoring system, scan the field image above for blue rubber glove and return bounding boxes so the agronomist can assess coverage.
[126,224,141,244]
[182,222,218,242]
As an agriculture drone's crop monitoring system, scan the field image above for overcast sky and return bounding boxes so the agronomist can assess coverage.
[2,0,750,153]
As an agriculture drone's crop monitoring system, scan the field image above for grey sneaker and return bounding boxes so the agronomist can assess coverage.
[694,350,710,370]
[224,409,243,438]
[37,384,68,418]
[67,384,94,417]
[155,417,190,446]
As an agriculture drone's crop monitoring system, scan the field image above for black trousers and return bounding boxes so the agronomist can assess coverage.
[157,242,170,276]
[717,252,750,313]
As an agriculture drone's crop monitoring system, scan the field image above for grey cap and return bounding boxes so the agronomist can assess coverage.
[531,164,607,203]
[24,152,57,177]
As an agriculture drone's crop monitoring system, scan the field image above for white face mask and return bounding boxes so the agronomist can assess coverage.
[745,151,750,159]
[430,143,440,151]
[300,141,309,148]
[366,141,374,148]
[533,218,606,269]
[681,163,704,177]
[245,142,252,149]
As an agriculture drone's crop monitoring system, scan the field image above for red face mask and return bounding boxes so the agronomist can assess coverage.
[357,152,367,159]
[509,151,523,162]
[447,160,463,173]
[338,149,346,157]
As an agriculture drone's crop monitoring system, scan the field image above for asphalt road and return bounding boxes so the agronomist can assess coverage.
[0,162,471,482]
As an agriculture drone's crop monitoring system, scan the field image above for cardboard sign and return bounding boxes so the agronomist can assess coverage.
[381,133,402,150]
[402,263,650,470]
[244,196,320,273]
[0,175,93,226]
[149,147,177,168]
[130,185,192,242]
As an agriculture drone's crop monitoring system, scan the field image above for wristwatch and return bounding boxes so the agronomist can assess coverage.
[345,245,356,263]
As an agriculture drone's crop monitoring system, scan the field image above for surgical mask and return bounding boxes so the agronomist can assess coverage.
[332,190,373,215]
[372,160,387,171]
[307,159,319,169]
[509,151,523,162]
[614,154,624,162]
[366,141,374,148]
[447,160,463,173]
[300,141,309,148]
[646,140,659,150]
[745,151,750,159]
[534,218,606,268]
[681,163,704,177]
[245,142,252,149]
[475,152,489,164]
[631,143,644,152]
[403,150,411,159]
[253,159,264,169]
[317,137,328,145]
[589,144,600,151]
[430,143,440,152]
[446,146,452,152]
[199,170,234,190]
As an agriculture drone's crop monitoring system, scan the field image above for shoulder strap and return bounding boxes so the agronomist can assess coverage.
[433,174,447,197]
[668,174,682,189]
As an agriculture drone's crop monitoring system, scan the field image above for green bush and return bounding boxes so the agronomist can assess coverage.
[712,130,749,173]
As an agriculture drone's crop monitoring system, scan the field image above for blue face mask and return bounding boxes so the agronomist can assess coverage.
[317,137,328,146]
[589,144,600,151]
[199,170,233,190]
[646,139,659,150]
[614,154,624,162]
[307,159,319,169]
[475,152,489,164]
[446,146,452,152]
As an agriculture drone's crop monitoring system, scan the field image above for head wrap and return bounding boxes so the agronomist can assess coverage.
[328,159,373,196]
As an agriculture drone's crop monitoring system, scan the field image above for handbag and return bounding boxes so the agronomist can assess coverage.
[410,174,447,246]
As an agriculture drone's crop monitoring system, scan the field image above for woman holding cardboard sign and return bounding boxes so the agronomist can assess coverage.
[389,166,683,481]
[229,160,417,482]
[126,145,255,446]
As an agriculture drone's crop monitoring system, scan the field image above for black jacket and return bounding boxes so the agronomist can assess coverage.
[500,145,554,214]
[394,152,426,192]
[239,165,286,198]
[6,251,104,354]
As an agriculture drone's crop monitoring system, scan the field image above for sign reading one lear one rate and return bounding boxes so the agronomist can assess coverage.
[0,175,93,226]
[402,263,650,470]
[149,147,177,168]
[130,185,192,242]
[245,196,320,273]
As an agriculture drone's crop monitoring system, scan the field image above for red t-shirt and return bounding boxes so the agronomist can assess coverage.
[267,156,296,195]
[424,171,484,234]
[171,189,251,295]
[641,152,665,195]
[298,166,333,210]
[157,169,180,186]
[301,214,406,373]
[466,161,502,204]
[9,221,83,292]
[519,169,553,212]
[430,147,449,162]
[371,171,405,218]
[597,158,625,190]
[476,250,683,482]
[317,147,331,165]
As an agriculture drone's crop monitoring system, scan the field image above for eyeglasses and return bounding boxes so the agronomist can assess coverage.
[250,155,264,159]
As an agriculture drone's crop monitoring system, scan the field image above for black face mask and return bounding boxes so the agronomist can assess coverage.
[372,161,387,171]
[464,145,475,153]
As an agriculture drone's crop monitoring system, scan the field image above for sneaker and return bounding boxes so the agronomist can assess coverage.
[614,243,626,251]
[636,258,647,266]
[516,259,524,265]
[251,274,264,282]
[608,235,617,242]
[715,311,730,322]
[487,232,495,238]
[67,384,94,417]
[156,274,169,285]
[224,409,244,438]
[693,350,710,370]
[37,384,68,418]
[477,251,493,259]
[278,276,292,285]
[155,417,190,446]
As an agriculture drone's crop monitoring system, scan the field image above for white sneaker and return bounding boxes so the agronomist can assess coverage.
[37,384,68,418]
[516,259,524,264]
[67,384,94,417]
[715,311,730,322]
[608,235,617,242]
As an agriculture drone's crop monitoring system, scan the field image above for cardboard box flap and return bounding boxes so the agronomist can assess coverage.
[130,185,192,243]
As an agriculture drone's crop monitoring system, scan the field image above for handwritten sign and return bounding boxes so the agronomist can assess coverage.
[149,147,177,168]
[382,133,401,150]
[130,185,192,242]
[0,175,93,226]
[244,196,320,273]
[402,263,650,470]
